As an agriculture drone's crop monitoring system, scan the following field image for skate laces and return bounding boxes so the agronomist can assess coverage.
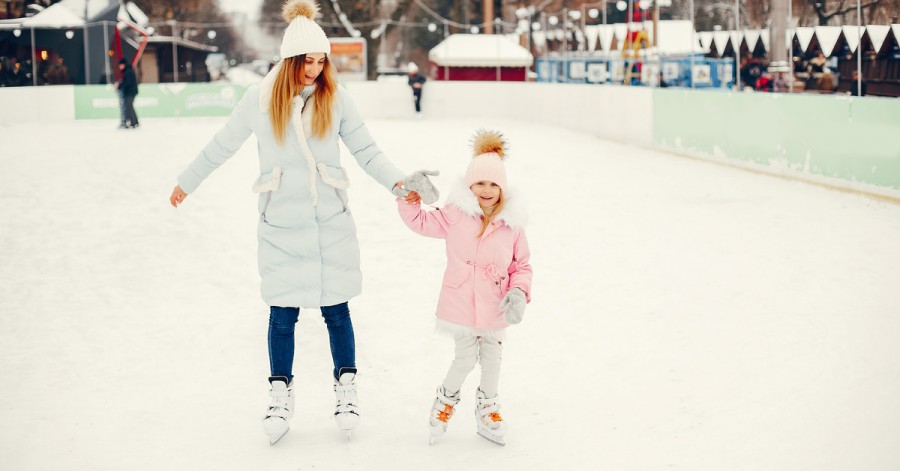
[267,387,292,418]
[436,404,455,423]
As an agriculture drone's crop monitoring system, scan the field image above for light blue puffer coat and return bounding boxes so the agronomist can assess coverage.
[177,83,404,308]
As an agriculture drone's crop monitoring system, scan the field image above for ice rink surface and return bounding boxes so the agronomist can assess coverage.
[1,116,899,470]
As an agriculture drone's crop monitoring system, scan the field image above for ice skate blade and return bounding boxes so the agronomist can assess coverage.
[477,429,505,447]
[429,426,445,445]
[267,427,289,446]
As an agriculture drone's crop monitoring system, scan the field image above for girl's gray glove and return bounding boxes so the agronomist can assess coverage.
[499,288,527,325]
[391,169,440,204]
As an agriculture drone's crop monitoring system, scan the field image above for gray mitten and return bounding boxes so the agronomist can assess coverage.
[399,169,440,204]
[499,288,527,325]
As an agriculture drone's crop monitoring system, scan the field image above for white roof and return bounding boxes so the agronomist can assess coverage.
[654,20,708,55]
[429,34,533,67]
[0,0,118,28]
[147,36,218,52]
[16,2,85,27]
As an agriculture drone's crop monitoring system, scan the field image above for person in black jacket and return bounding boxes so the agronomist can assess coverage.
[115,59,140,128]
[407,62,426,115]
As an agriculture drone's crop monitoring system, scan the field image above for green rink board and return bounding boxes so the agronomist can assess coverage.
[652,88,900,190]
[74,83,249,119]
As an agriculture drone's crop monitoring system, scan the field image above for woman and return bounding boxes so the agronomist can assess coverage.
[168,0,435,445]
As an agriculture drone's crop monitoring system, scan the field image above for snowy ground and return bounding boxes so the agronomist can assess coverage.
[1,116,899,471]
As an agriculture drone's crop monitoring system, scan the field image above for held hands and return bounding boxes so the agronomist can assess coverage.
[169,185,188,208]
[499,288,527,325]
[391,169,440,205]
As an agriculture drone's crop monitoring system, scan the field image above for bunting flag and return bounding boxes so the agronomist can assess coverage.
[613,23,627,51]
[743,29,760,52]
[795,27,815,53]
[729,30,743,51]
[532,31,546,51]
[842,25,862,52]
[698,31,714,50]
[598,25,615,53]
[712,31,730,52]
[865,25,890,52]
[584,25,598,52]
[814,26,842,56]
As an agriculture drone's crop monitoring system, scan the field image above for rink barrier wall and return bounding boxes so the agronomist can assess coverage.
[652,88,900,199]
[1,85,75,122]
[1,82,897,200]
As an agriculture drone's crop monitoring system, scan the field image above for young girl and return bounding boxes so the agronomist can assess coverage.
[397,130,533,446]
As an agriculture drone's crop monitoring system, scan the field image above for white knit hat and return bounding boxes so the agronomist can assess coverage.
[279,0,331,59]
[407,62,419,73]
[465,130,508,192]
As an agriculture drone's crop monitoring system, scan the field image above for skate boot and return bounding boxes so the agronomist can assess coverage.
[474,387,507,446]
[333,368,360,437]
[262,376,294,446]
[428,385,460,445]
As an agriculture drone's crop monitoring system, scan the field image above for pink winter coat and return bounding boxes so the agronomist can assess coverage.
[397,183,533,334]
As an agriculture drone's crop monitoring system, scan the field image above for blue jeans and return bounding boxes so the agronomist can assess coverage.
[268,303,356,381]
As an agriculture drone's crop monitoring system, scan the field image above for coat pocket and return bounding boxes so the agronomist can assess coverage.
[442,268,471,289]
[252,167,282,222]
[316,163,350,190]
[252,167,282,193]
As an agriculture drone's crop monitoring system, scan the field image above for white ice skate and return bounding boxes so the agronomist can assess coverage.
[428,385,460,445]
[334,370,360,438]
[262,376,294,446]
[474,388,508,446]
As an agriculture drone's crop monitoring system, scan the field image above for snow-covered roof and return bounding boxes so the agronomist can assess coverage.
[12,2,85,27]
[429,34,533,67]
[653,20,709,55]
[147,36,219,53]
[0,0,120,28]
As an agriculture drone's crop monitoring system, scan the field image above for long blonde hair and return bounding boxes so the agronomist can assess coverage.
[476,192,504,238]
[269,54,338,145]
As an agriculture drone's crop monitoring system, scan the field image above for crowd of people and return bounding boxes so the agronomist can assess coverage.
[737,51,867,96]
[0,54,71,87]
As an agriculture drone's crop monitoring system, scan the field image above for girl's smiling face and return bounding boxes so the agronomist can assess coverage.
[470,181,501,209]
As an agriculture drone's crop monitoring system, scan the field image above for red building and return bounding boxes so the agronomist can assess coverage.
[428,34,533,81]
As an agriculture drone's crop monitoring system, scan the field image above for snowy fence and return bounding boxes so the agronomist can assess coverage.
[1,82,897,198]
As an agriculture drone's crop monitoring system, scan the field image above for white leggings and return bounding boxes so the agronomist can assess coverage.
[442,333,503,397]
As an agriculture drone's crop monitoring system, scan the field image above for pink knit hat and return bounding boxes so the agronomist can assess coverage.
[465,130,508,191]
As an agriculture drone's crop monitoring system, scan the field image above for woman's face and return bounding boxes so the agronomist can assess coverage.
[301,53,326,85]
[470,181,501,209]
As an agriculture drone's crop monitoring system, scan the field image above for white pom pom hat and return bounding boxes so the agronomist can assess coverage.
[465,130,508,192]
[280,0,330,59]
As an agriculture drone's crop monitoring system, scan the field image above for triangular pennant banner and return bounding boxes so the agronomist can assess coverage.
[865,25,890,52]
[598,25,615,52]
[814,26,842,56]
[795,27,814,52]
[842,25,862,52]
[584,25,599,52]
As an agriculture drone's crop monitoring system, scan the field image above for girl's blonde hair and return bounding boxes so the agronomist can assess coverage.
[476,192,504,238]
[269,54,337,145]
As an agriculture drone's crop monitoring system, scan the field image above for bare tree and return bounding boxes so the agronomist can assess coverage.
[806,0,886,26]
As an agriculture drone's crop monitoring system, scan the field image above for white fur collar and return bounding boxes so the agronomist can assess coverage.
[258,61,283,112]
[444,178,528,229]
